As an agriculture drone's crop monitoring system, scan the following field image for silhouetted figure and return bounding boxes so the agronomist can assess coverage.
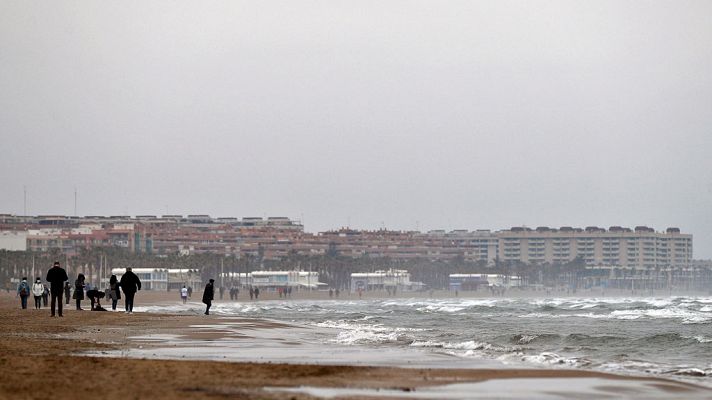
[64,282,71,305]
[74,274,86,310]
[203,279,215,315]
[119,267,142,314]
[41,285,49,307]
[254,287,260,299]
[187,286,193,298]
[108,275,121,311]
[249,287,254,300]
[219,286,224,300]
[46,261,68,317]
[86,288,106,311]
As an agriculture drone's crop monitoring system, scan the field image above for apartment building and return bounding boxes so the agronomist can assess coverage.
[497,226,692,268]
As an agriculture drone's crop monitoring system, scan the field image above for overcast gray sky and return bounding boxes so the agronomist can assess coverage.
[1,1,711,256]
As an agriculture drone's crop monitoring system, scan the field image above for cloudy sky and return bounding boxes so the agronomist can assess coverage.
[1,1,711,256]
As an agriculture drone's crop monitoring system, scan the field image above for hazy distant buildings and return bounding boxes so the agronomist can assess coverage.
[0,231,27,251]
[0,213,695,269]
[498,226,692,269]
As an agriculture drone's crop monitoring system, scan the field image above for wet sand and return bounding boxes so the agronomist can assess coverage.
[1,291,709,399]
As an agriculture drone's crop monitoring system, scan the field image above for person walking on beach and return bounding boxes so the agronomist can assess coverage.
[64,282,71,305]
[180,285,188,304]
[254,287,260,300]
[46,261,68,317]
[249,287,254,300]
[32,278,44,309]
[74,274,86,310]
[119,267,141,314]
[202,279,215,315]
[17,277,30,309]
[108,275,121,311]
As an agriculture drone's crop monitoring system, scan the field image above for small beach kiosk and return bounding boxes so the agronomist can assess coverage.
[111,268,168,291]
[350,269,423,292]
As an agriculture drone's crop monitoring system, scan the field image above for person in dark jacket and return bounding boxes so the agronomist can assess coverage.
[119,267,141,314]
[86,288,106,311]
[46,261,68,317]
[108,274,121,311]
[41,284,49,307]
[73,273,86,310]
[64,282,71,305]
[17,278,30,309]
[202,279,215,315]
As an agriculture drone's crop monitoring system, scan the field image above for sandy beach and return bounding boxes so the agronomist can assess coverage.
[1,291,710,400]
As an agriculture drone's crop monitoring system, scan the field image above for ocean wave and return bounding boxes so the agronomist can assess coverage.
[671,368,712,377]
[416,305,467,313]
[610,308,712,324]
[334,329,413,345]
[517,352,591,367]
[519,307,711,324]
[314,320,424,345]
[410,340,517,354]
[690,336,712,343]
[508,333,562,344]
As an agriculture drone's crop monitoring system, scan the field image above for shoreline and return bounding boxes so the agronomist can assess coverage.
[1,292,710,399]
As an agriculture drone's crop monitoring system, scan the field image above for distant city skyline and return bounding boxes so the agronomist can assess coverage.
[0,209,695,236]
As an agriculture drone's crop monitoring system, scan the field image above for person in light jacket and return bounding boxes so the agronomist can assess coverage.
[32,278,44,309]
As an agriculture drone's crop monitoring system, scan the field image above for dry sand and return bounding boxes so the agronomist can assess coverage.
[0,291,709,400]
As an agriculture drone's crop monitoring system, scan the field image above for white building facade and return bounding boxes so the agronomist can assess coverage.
[497,226,692,269]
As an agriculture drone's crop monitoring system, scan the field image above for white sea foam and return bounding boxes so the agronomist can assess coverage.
[691,336,712,343]
[599,360,667,375]
[497,352,589,368]
[314,320,423,345]
[517,335,538,344]
[519,306,711,324]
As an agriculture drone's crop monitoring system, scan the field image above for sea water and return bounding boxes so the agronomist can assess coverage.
[133,295,712,384]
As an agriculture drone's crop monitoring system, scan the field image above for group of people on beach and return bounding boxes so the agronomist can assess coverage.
[16,261,142,316]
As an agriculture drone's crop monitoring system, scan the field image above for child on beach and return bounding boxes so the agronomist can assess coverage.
[64,282,71,305]
[41,285,49,307]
